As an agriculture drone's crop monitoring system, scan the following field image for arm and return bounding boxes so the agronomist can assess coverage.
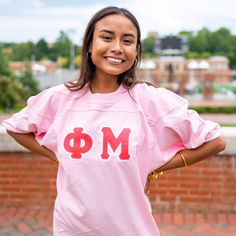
[156,136,225,172]
[7,130,57,161]
[145,136,225,194]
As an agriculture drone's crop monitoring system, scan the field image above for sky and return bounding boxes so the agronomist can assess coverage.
[0,0,236,44]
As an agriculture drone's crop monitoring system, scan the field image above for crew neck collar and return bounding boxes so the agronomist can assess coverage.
[86,83,127,103]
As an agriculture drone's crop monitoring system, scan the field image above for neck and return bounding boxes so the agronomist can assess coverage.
[90,79,119,94]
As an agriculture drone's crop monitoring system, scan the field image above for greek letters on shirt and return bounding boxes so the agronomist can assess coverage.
[64,127,131,160]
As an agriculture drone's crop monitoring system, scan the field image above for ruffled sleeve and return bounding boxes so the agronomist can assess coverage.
[156,107,220,149]
[135,84,220,167]
[2,86,62,144]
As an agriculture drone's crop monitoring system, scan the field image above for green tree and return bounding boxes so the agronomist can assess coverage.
[228,47,236,68]
[53,31,71,57]
[0,76,25,110]
[188,27,211,53]
[184,51,201,59]
[0,44,12,77]
[178,31,194,38]
[35,38,49,61]
[184,27,236,68]
[12,41,34,61]
[48,31,72,67]
[16,63,40,99]
[0,47,38,110]
[142,35,156,57]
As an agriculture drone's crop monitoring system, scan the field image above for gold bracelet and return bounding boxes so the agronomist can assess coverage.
[147,170,163,180]
[53,159,59,166]
[179,150,188,167]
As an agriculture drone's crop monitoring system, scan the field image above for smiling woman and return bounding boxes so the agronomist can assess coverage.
[2,5,225,236]
[65,6,141,93]
[89,14,138,92]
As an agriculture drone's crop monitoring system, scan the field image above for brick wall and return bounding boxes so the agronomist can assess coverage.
[149,155,236,213]
[0,152,57,209]
[0,127,236,213]
[0,151,235,213]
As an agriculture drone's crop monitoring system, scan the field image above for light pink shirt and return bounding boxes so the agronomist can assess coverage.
[2,83,220,235]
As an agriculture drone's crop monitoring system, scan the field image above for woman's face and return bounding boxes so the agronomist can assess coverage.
[90,14,138,81]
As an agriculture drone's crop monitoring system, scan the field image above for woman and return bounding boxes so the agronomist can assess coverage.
[2,6,225,236]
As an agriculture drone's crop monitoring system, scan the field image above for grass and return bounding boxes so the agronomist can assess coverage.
[220,123,236,127]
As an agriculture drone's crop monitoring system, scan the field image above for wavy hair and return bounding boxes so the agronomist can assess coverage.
[65,6,142,91]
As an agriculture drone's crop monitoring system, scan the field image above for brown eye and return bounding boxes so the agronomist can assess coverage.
[103,35,112,41]
[123,38,133,45]
[123,39,131,44]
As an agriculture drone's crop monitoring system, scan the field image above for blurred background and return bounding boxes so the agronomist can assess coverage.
[0,1,236,235]
[0,0,236,111]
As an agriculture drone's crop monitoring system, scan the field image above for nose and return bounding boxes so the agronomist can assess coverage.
[110,39,122,53]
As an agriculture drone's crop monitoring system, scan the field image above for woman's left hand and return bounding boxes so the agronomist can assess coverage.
[144,178,151,195]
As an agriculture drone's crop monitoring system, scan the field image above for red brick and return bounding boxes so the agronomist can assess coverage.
[180,182,200,188]
[195,213,206,224]
[24,209,39,219]
[173,213,184,224]
[35,209,51,220]
[169,189,189,195]
[153,213,162,224]
[160,196,176,201]
[206,213,217,224]
[193,223,209,233]
[15,208,28,218]
[216,213,228,224]
[228,214,236,224]
[4,207,17,218]
[16,222,32,233]
[184,213,195,224]
[47,225,53,232]
[162,213,173,224]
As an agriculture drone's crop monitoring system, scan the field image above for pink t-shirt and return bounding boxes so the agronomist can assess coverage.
[2,83,220,235]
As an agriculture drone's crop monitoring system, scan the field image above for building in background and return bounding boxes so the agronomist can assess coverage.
[154,35,189,56]
[138,34,232,99]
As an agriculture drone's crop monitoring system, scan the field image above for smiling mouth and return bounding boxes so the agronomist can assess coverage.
[104,56,125,64]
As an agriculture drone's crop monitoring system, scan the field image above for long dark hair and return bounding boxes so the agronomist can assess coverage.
[65,6,142,91]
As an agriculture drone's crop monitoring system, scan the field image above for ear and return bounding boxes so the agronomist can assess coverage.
[89,44,92,53]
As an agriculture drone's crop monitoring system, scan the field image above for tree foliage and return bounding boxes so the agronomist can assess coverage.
[0,46,39,110]
[16,63,40,99]
[35,38,49,60]
[53,31,71,57]
[0,76,24,110]
[142,35,156,58]
[0,44,12,77]
[186,27,236,67]
[11,41,34,61]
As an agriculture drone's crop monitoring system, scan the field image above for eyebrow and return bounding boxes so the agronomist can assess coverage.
[99,29,136,38]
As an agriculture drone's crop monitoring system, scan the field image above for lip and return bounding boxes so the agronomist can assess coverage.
[104,56,125,64]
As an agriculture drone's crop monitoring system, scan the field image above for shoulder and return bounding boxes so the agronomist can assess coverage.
[133,82,186,103]
[37,84,71,97]
[28,84,86,103]
[133,82,178,96]
[131,82,188,121]
[27,84,87,119]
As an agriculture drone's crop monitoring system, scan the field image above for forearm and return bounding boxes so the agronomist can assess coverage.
[7,130,57,161]
[156,136,225,172]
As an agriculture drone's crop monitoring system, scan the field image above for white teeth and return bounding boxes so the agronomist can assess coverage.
[106,57,123,63]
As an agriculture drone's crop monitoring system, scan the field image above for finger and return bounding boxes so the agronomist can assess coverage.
[144,178,151,195]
